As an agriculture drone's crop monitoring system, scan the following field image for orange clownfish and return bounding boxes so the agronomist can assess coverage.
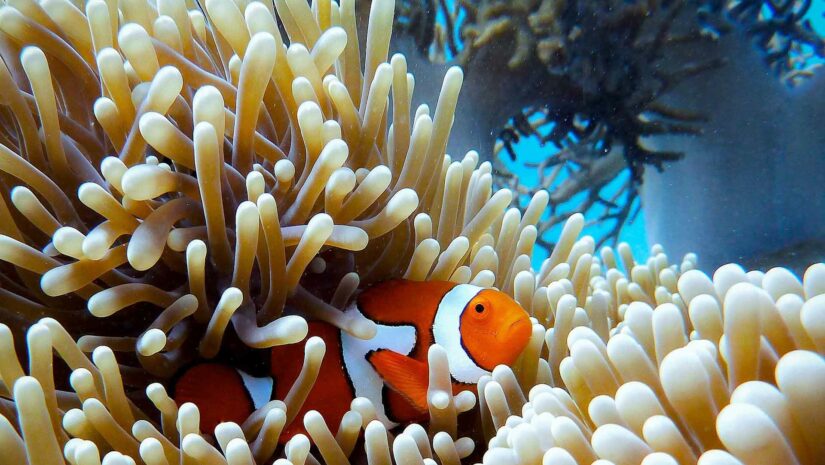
[173,280,532,439]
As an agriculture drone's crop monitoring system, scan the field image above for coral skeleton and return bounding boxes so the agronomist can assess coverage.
[0,0,822,465]
[396,0,824,251]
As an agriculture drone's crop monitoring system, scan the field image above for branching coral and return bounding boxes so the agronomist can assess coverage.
[401,0,725,172]
[394,0,726,249]
[717,0,824,84]
[0,0,822,464]
[492,126,642,251]
[395,0,824,250]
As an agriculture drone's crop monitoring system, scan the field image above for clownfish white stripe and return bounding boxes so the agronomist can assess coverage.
[432,284,490,384]
[238,369,274,409]
[341,304,417,427]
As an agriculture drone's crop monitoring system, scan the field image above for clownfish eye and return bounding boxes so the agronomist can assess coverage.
[469,297,491,319]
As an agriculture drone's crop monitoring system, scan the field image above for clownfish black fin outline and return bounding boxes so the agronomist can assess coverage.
[368,348,429,414]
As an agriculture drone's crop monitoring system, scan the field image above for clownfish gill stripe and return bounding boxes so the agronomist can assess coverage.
[237,369,274,410]
[341,303,417,427]
[432,284,490,384]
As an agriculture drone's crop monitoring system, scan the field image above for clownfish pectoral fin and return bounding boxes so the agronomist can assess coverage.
[368,349,429,414]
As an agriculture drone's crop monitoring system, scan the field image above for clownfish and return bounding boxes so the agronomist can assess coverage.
[173,280,532,439]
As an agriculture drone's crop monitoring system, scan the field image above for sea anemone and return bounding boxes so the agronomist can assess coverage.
[475,261,825,465]
[0,0,822,464]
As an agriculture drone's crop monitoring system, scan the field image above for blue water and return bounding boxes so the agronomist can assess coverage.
[500,136,649,267]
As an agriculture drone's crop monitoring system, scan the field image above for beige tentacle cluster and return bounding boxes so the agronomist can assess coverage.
[0,0,486,368]
[0,0,545,461]
[475,259,825,465]
[0,0,823,464]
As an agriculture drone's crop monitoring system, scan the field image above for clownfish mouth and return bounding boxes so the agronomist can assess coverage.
[500,317,532,342]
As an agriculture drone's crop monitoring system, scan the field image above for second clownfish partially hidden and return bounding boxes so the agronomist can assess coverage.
[173,279,533,439]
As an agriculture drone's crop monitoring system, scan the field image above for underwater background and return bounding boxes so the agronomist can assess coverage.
[498,2,825,268]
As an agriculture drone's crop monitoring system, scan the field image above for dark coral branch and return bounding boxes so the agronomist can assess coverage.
[393,0,823,250]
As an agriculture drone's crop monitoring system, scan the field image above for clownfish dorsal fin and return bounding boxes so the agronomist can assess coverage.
[368,349,429,414]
